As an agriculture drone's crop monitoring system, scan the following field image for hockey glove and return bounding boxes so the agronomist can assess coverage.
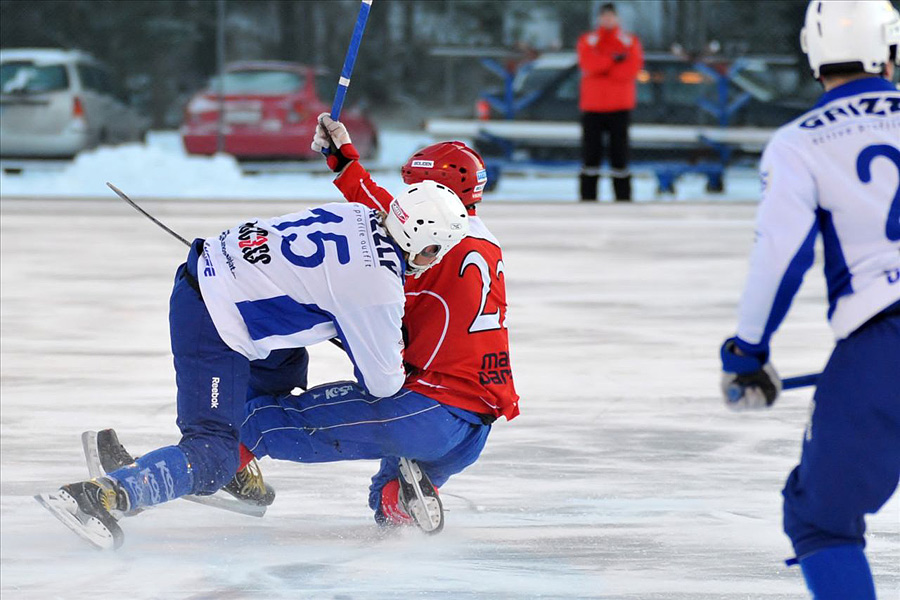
[310,112,360,173]
[719,338,781,411]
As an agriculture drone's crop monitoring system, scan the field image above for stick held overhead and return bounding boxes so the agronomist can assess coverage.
[323,0,374,155]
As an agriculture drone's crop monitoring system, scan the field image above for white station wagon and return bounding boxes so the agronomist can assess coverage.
[0,48,149,158]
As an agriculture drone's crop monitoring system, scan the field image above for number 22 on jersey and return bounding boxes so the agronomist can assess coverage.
[460,250,506,333]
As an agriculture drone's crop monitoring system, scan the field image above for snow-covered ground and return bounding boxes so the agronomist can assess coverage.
[1,190,898,599]
[0,130,760,203]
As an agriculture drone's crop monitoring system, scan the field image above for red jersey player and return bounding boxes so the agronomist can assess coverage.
[314,113,519,524]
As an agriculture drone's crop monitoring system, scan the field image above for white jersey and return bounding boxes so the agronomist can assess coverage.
[737,77,900,352]
[198,202,406,398]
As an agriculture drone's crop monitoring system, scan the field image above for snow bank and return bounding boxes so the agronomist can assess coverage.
[0,130,761,202]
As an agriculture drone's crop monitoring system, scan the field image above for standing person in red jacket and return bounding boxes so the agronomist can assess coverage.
[577,2,644,202]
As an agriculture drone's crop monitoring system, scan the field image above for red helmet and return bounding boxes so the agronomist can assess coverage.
[401,141,488,208]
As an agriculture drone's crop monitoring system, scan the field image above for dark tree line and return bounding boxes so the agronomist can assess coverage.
[1,0,812,128]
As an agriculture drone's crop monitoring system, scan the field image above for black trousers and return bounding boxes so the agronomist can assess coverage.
[580,110,632,201]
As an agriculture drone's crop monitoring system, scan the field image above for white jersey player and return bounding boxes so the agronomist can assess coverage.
[720,2,899,599]
[36,185,469,550]
[201,202,408,397]
[734,59,900,352]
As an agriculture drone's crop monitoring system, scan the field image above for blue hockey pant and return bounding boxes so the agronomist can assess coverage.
[241,381,491,514]
[109,241,309,507]
[782,308,900,560]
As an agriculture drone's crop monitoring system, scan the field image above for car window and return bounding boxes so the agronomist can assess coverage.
[0,62,70,94]
[515,67,561,95]
[554,70,578,102]
[77,64,115,96]
[210,70,305,95]
[734,62,819,105]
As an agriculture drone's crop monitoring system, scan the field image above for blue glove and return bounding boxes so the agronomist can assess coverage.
[720,338,781,410]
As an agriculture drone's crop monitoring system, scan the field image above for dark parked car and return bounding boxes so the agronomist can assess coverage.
[181,61,377,160]
[480,51,821,126]
[471,51,821,161]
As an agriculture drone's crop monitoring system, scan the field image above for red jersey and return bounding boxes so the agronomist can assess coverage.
[577,26,643,113]
[334,161,520,421]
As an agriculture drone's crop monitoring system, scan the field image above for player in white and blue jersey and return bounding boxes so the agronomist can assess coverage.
[36,183,469,549]
[720,2,900,598]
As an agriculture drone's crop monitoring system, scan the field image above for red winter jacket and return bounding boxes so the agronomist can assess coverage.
[577,26,644,113]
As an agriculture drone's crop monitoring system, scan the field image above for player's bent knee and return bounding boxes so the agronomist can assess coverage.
[178,435,240,495]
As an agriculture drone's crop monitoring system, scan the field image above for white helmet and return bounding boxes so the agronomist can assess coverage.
[800,0,900,79]
[383,179,469,276]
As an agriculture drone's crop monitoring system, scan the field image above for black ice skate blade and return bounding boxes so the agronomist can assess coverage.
[34,492,122,551]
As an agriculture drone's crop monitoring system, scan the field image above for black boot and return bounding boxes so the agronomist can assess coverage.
[96,428,136,472]
[36,477,128,550]
[221,458,276,507]
[579,173,599,201]
[613,175,632,202]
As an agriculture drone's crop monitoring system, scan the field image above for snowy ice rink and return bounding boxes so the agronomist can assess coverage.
[2,189,899,597]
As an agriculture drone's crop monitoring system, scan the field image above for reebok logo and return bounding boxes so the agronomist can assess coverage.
[210,376,220,409]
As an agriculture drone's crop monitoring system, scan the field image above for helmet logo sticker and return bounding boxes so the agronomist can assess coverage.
[411,160,434,168]
[476,169,487,183]
[391,200,409,224]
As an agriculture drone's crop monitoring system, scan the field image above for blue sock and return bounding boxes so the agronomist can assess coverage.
[798,544,876,600]
[107,445,194,510]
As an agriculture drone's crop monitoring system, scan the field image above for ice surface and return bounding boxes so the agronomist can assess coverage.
[1,184,898,597]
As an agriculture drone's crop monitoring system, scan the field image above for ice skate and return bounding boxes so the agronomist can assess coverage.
[82,429,143,517]
[84,428,269,518]
[35,477,128,550]
[397,458,444,534]
[95,428,136,472]
[221,458,276,507]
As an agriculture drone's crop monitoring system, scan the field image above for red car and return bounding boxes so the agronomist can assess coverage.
[181,61,377,159]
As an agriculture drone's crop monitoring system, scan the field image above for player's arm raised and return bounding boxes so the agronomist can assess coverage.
[312,112,392,213]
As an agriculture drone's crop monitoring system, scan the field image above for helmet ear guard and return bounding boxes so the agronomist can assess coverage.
[383,180,469,277]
